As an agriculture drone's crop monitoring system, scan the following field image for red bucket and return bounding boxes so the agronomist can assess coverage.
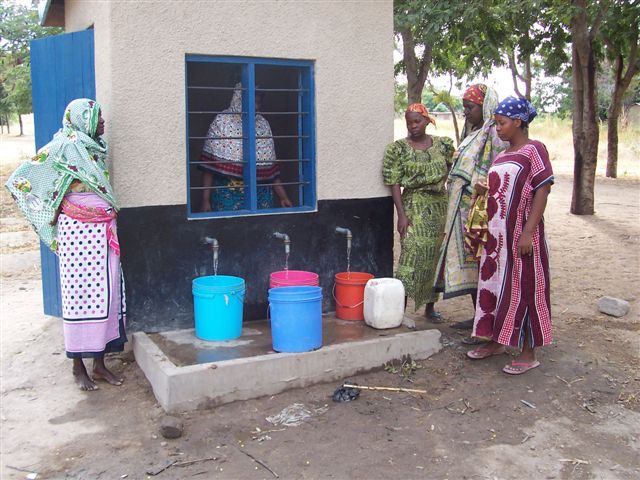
[334,272,374,321]
[270,270,319,288]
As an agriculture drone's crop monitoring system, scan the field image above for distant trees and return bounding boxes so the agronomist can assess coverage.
[394,0,639,216]
[0,3,61,135]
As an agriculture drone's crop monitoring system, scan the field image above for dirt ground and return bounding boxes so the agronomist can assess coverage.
[1,128,639,479]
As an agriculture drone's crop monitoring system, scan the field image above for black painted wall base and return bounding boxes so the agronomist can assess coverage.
[118,197,394,332]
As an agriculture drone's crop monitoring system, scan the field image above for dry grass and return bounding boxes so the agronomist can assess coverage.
[394,116,640,178]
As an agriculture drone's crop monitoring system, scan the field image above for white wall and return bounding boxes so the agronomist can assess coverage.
[65,0,394,208]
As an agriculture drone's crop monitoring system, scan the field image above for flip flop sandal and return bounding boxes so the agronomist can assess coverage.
[502,360,540,375]
[466,346,506,360]
[461,336,488,345]
[427,311,446,323]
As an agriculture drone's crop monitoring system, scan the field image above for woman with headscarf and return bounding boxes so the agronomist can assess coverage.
[199,83,292,212]
[435,84,508,329]
[383,103,454,319]
[6,99,126,391]
[466,96,553,375]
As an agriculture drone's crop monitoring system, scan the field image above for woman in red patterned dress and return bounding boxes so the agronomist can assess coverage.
[466,96,553,375]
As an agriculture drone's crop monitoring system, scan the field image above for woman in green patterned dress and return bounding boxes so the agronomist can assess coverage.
[383,103,454,320]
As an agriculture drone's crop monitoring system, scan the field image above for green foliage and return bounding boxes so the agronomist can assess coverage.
[394,82,408,114]
[421,90,436,109]
[433,102,449,112]
[0,2,62,122]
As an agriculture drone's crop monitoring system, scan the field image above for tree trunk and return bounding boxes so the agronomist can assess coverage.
[6,115,10,134]
[507,51,532,100]
[605,28,639,178]
[447,105,460,145]
[606,67,623,178]
[401,29,431,104]
[570,0,604,215]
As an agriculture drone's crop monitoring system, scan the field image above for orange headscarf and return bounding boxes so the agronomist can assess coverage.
[462,84,487,106]
[406,103,436,126]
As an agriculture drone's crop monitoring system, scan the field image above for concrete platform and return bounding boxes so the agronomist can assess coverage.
[133,314,441,413]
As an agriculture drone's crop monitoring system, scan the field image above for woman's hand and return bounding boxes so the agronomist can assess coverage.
[200,199,212,212]
[397,214,411,240]
[279,196,292,208]
[518,230,533,256]
[474,180,488,195]
[273,179,292,208]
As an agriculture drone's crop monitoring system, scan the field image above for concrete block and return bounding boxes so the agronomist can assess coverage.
[133,328,441,413]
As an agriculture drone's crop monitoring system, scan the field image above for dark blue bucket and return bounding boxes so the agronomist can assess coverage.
[268,286,323,353]
[192,275,245,341]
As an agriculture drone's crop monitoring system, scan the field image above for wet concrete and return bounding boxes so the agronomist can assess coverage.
[148,313,432,367]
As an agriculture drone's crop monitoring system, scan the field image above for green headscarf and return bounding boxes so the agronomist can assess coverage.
[5,98,117,251]
[448,86,505,193]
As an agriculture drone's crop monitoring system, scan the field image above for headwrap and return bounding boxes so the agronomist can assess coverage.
[201,83,279,180]
[494,96,537,124]
[4,98,117,251]
[449,86,507,190]
[463,84,487,106]
[406,103,436,126]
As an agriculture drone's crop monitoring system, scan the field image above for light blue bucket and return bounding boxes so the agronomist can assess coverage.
[268,286,323,353]
[192,275,245,341]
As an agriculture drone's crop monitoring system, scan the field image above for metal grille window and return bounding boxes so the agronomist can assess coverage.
[186,55,316,218]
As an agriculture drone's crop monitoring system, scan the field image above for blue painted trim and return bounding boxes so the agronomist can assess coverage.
[186,54,313,68]
[185,58,192,217]
[30,29,96,317]
[185,55,316,218]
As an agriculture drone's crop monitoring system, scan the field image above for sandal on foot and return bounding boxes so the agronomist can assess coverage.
[461,336,488,345]
[466,345,506,360]
[502,360,540,375]
[427,311,446,323]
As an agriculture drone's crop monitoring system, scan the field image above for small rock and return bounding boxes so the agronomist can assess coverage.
[597,296,630,317]
[159,415,184,439]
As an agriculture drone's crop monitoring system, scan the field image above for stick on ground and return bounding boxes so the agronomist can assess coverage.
[342,383,426,394]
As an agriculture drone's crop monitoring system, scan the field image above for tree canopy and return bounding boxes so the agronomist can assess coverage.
[394,0,639,215]
[0,2,62,134]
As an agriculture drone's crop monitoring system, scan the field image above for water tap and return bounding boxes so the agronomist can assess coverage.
[335,227,352,252]
[203,236,219,266]
[273,232,290,255]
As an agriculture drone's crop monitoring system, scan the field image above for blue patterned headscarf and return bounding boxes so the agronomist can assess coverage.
[494,96,537,125]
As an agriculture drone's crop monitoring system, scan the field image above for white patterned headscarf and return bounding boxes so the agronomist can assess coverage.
[202,83,276,167]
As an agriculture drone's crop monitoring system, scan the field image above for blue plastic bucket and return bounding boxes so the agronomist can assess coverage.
[268,286,323,353]
[192,275,245,341]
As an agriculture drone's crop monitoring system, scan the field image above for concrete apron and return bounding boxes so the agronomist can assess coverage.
[133,315,441,413]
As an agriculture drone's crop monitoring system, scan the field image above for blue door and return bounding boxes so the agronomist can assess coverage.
[30,29,95,317]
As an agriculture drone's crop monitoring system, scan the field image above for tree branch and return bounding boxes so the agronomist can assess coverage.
[508,50,524,97]
[589,0,611,41]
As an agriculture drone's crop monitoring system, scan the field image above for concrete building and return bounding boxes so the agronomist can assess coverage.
[38,0,395,331]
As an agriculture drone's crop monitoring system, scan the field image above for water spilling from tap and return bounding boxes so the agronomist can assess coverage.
[335,227,352,276]
[203,237,219,276]
[273,232,291,276]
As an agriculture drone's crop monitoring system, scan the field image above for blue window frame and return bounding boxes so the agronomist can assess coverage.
[185,55,316,218]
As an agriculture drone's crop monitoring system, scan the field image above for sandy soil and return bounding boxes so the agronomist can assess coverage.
[1,129,639,479]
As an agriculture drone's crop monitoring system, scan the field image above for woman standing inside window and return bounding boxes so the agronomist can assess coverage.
[199,84,292,212]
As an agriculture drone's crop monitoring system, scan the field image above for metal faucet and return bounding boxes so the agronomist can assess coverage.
[273,232,290,255]
[335,227,352,252]
[203,237,219,274]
